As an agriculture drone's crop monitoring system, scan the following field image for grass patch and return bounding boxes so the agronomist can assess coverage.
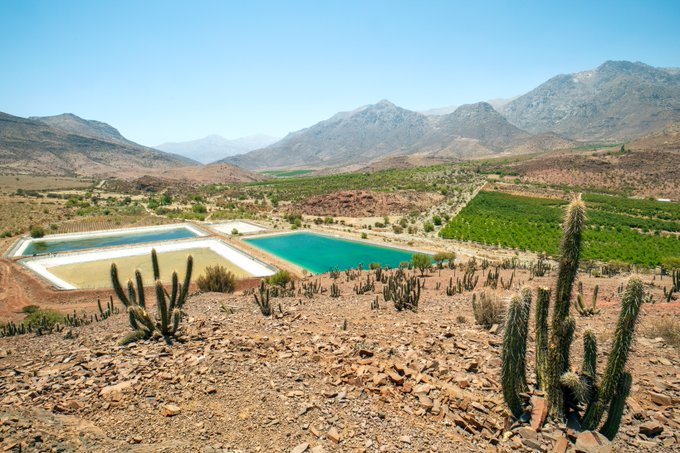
[645,317,680,348]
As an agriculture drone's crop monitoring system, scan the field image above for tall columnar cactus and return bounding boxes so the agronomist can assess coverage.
[110,249,193,344]
[581,278,644,430]
[547,198,586,420]
[500,197,643,442]
[501,289,532,418]
[599,372,632,441]
[534,287,550,390]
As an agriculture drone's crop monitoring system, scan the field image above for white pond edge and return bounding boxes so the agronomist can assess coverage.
[11,223,208,257]
[21,238,276,290]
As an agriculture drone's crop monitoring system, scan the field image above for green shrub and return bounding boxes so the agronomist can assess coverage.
[21,304,40,314]
[267,270,291,287]
[661,256,680,271]
[192,204,207,214]
[361,232,368,239]
[23,309,64,328]
[29,225,45,238]
[231,228,239,235]
[196,265,236,293]
[433,215,442,226]
[433,251,456,264]
[423,221,434,233]
[392,224,403,234]
[369,262,381,270]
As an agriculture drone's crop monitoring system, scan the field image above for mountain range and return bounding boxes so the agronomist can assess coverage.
[155,134,280,164]
[0,113,198,176]
[221,61,680,171]
[2,60,679,175]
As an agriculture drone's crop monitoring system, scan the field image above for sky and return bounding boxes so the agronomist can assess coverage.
[1,0,680,146]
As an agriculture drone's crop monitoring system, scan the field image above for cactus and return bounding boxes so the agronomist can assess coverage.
[110,249,193,344]
[577,284,600,316]
[534,287,550,390]
[501,291,531,418]
[330,282,340,298]
[500,197,642,440]
[546,198,586,420]
[254,280,272,316]
[581,278,644,430]
[384,272,420,312]
[599,372,632,441]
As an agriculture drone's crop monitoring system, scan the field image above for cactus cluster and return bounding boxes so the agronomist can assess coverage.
[383,272,421,312]
[530,254,551,278]
[111,248,193,345]
[330,282,341,298]
[576,283,600,316]
[254,280,272,316]
[354,275,375,295]
[501,198,644,441]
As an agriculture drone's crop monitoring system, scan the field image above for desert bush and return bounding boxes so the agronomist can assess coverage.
[471,292,505,328]
[423,221,434,232]
[196,265,236,293]
[24,309,64,328]
[21,304,40,314]
[361,232,368,239]
[267,270,291,287]
[29,225,45,238]
[645,316,680,348]
[433,251,456,265]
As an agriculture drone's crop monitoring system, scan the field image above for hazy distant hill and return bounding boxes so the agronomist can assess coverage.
[0,112,197,176]
[156,134,280,164]
[500,61,680,141]
[221,101,572,170]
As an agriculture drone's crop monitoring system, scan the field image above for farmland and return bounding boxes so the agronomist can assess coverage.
[439,190,680,267]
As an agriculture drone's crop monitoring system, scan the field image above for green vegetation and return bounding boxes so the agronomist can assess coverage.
[266,270,291,287]
[261,169,315,177]
[501,198,643,441]
[440,191,680,267]
[196,265,236,293]
[29,225,45,238]
[239,165,482,203]
[410,253,432,276]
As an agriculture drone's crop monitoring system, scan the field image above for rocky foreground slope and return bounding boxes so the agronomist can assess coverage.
[0,267,678,452]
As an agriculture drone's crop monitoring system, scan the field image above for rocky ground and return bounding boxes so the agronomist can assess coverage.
[0,267,678,452]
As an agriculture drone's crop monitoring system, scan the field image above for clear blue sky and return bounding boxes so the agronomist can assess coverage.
[1,0,679,146]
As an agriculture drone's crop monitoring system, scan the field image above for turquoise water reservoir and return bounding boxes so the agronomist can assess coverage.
[22,226,199,256]
[244,232,419,274]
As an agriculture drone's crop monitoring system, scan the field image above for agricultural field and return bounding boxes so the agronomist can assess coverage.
[439,190,680,267]
[0,174,94,194]
[233,164,485,202]
[260,169,315,177]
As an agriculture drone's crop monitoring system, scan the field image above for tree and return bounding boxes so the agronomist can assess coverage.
[411,253,432,276]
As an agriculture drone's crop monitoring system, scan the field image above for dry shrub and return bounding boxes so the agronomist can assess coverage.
[645,316,680,349]
[196,265,236,293]
[471,291,505,328]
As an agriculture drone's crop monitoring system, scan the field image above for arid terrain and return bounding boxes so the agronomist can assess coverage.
[0,264,678,452]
